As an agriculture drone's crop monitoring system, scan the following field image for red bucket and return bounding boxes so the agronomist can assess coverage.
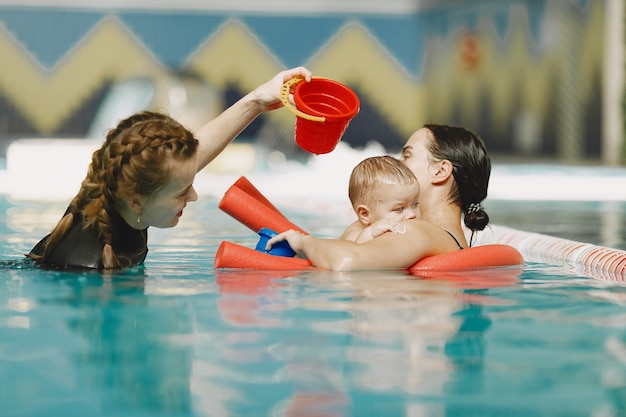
[280,77,360,154]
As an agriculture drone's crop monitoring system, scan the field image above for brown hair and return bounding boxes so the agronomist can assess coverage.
[348,155,418,208]
[39,111,199,268]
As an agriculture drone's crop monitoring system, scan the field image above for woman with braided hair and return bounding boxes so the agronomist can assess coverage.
[28,67,312,269]
[266,124,491,270]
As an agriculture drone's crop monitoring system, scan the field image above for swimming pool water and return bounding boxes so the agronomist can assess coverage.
[1,195,626,416]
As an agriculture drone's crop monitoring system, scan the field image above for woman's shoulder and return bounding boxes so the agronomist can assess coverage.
[402,219,464,253]
[404,218,446,234]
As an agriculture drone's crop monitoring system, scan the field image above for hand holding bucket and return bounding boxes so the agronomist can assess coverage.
[280,77,360,154]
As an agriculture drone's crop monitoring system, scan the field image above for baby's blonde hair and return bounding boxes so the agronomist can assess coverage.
[348,155,418,208]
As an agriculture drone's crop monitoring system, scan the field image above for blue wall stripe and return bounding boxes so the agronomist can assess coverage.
[361,16,422,75]
[241,16,347,68]
[119,12,227,68]
[0,8,105,69]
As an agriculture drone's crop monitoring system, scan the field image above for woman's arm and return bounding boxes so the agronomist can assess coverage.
[194,67,312,172]
[267,220,442,271]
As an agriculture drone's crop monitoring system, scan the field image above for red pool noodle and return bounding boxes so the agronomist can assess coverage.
[231,176,280,212]
[215,241,314,270]
[409,244,524,272]
[218,180,307,234]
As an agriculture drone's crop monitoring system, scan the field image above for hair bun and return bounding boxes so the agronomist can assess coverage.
[463,204,489,232]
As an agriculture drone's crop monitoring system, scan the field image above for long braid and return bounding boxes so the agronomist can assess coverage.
[40,111,198,269]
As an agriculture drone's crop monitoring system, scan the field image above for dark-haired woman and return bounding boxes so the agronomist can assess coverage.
[266,124,491,271]
[28,67,312,269]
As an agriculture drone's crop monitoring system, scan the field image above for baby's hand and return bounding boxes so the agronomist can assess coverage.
[370,219,406,238]
[388,221,407,234]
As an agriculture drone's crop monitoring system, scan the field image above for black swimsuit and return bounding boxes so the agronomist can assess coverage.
[444,230,464,250]
[28,207,148,269]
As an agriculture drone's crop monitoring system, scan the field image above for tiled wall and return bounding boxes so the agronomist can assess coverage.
[0,0,604,158]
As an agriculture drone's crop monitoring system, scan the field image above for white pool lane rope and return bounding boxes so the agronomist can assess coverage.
[474,224,626,282]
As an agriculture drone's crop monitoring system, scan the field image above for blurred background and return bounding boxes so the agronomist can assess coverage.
[0,0,623,171]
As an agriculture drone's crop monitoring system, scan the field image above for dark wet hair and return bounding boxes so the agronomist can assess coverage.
[423,124,491,233]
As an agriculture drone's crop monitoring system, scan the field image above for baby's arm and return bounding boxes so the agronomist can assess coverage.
[343,219,407,244]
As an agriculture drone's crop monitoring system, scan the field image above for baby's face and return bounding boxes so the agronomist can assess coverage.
[368,182,420,224]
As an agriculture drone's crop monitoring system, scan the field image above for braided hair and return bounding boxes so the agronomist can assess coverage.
[423,124,491,241]
[41,111,199,268]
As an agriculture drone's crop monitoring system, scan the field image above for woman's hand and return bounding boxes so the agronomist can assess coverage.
[249,67,312,112]
[265,229,308,256]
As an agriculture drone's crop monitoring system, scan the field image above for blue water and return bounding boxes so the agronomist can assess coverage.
[2,195,626,417]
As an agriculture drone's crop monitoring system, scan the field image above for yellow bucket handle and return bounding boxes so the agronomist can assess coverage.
[279,77,326,123]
